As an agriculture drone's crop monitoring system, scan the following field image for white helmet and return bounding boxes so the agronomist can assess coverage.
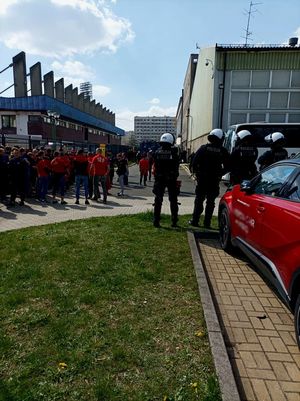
[208,128,224,140]
[265,132,285,144]
[160,133,174,145]
[237,130,251,140]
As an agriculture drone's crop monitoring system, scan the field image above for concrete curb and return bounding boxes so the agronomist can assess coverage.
[187,231,241,401]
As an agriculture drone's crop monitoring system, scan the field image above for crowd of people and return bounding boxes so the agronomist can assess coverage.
[0,145,130,206]
[0,128,290,229]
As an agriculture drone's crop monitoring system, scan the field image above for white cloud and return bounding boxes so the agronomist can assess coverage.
[51,60,94,80]
[116,105,177,132]
[148,98,160,105]
[0,0,134,57]
[93,84,111,98]
[51,60,111,100]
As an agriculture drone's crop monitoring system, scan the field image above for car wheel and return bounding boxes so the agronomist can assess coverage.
[219,207,233,252]
[295,294,300,349]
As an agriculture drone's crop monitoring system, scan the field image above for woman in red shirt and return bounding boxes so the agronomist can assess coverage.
[50,151,69,204]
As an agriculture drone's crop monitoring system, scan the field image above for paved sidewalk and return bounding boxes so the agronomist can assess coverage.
[0,165,221,232]
[198,237,300,401]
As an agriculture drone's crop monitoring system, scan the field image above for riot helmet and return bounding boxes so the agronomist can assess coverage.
[160,133,175,145]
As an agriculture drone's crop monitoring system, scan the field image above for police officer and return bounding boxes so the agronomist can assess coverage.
[258,132,288,170]
[230,130,258,185]
[189,128,229,229]
[152,133,179,228]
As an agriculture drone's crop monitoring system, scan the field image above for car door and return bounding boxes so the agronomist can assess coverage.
[258,170,300,293]
[232,165,298,252]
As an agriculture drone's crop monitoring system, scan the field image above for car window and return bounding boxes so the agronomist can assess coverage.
[253,165,296,196]
[287,174,300,201]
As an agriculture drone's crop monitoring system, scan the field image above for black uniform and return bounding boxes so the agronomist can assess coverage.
[153,145,179,227]
[258,147,288,171]
[190,143,229,228]
[8,156,28,205]
[230,144,258,185]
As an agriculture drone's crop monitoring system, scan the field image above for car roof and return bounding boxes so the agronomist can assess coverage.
[272,158,300,166]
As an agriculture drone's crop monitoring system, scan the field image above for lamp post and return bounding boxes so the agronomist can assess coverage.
[47,110,60,149]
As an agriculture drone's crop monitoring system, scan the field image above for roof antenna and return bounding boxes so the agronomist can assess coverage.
[242,1,262,45]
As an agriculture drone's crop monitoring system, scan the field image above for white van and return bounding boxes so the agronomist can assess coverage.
[222,122,300,182]
[223,122,300,158]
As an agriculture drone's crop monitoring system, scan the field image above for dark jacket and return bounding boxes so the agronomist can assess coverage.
[258,147,288,170]
[192,144,229,181]
[153,146,179,181]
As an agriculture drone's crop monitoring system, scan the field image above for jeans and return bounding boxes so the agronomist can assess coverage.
[52,173,65,197]
[75,175,88,199]
[93,175,107,200]
[37,176,49,200]
[118,174,125,194]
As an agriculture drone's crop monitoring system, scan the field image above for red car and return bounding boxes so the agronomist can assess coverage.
[219,159,300,347]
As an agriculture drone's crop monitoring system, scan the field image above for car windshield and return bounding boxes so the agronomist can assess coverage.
[253,164,296,196]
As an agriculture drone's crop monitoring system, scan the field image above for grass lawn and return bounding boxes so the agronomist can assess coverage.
[0,213,221,401]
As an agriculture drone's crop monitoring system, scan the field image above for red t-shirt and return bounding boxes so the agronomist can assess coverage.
[90,154,109,176]
[37,158,51,177]
[51,156,69,174]
[139,158,149,174]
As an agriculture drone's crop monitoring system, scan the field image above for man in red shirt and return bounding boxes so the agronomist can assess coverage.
[36,151,51,202]
[90,148,109,204]
[139,153,149,186]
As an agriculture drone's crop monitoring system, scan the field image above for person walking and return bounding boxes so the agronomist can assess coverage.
[258,132,288,170]
[116,153,127,196]
[139,153,149,186]
[152,133,180,228]
[90,148,109,204]
[229,130,258,185]
[73,149,89,205]
[189,129,229,229]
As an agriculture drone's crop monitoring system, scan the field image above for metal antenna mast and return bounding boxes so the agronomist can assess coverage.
[242,1,262,45]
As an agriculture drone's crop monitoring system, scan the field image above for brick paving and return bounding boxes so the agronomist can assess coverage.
[198,238,300,401]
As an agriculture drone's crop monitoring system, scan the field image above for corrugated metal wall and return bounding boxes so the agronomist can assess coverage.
[217,51,300,70]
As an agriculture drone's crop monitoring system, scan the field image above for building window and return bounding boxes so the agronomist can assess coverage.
[290,92,300,109]
[250,92,268,109]
[251,71,270,88]
[230,92,249,109]
[271,71,290,88]
[269,113,286,123]
[249,113,266,123]
[288,114,300,122]
[28,115,42,122]
[270,92,288,109]
[291,71,300,88]
[1,115,16,128]
[231,71,250,88]
[230,113,247,125]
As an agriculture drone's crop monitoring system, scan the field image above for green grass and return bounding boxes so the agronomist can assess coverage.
[0,213,220,401]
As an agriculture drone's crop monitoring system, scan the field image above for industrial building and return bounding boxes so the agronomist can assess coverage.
[177,40,300,155]
[134,116,176,143]
[0,52,124,151]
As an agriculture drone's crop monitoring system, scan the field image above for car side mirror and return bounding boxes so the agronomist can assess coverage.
[240,180,252,193]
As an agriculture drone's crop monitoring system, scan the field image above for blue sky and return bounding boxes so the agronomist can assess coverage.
[0,0,299,131]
